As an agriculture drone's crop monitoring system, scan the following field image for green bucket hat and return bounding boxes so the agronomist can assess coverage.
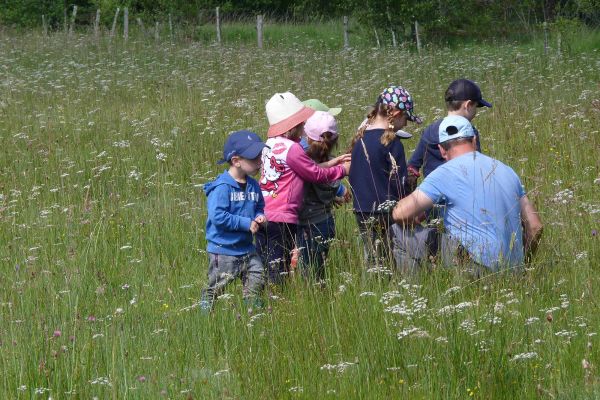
[302,99,342,116]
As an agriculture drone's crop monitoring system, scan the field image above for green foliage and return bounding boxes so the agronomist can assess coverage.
[0,0,599,42]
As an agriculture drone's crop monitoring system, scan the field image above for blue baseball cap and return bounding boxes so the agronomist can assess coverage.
[438,115,475,143]
[218,130,267,164]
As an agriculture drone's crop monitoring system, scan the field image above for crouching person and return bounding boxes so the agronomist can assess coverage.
[200,130,268,312]
[391,116,542,275]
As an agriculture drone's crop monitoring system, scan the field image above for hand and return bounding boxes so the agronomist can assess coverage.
[406,165,420,193]
[407,165,420,178]
[250,220,260,234]
[333,154,352,165]
[406,174,418,193]
[414,211,427,225]
[321,154,351,168]
[342,160,351,176]
[255,215,267,226]
[342,187,352,203]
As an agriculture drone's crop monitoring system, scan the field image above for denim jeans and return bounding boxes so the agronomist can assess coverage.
[297,214,336,281]
[255,222,298,285]
[200,252,264,310]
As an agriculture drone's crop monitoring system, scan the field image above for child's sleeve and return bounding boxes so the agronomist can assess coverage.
[408,136,426,169]
[287,144,345,183]
[255,186,265,219]
[207,185,253,232]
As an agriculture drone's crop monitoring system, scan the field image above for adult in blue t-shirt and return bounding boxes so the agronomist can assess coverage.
[392,116,543,271]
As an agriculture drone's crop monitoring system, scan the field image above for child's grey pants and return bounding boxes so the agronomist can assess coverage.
[201,252,265,305]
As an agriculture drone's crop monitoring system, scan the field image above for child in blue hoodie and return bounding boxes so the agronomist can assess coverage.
[200,130,268,311]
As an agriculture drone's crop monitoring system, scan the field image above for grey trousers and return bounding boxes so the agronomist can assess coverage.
[391,224,489,276]
[200,252,265,307]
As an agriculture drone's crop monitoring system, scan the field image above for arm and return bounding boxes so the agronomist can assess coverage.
[474,128,482,152]
[287,144,345,184]
[318,154,351,168]
[254,189,267,226]
[255,186,265,219]
[392,189,434,225]
[520,195,543,260]
[408,136,427,170]
[207,185,252,232]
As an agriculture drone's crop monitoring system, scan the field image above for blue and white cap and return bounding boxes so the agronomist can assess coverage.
[438,115,475,144]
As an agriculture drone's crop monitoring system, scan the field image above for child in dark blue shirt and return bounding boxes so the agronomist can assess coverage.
[348,86,422,271]
[407,79,490,182]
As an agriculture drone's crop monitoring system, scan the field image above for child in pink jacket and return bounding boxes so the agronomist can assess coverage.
[257,92,350,285]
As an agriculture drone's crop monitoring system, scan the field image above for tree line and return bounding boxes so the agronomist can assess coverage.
[1,0,598,42]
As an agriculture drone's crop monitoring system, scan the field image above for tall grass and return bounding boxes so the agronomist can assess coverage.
[0,32,599,398]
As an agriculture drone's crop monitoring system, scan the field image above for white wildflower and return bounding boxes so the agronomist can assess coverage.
[512,352,538,361]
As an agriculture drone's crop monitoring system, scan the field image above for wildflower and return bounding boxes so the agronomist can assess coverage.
[53,330,62,338]
[443,286,461,296]
[525,317,539,325]
[554,330,577,338]
[511,352,538,361]
[137,375,146,383]
[397,327,429,340]
[320,361,358,373]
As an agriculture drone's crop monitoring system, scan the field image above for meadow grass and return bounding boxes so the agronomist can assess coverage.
[0,32,599,398]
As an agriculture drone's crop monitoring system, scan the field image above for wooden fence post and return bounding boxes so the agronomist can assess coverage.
[343,16,349,49]
[543,21,549,55]
[64,6,68,34]
[557,32,561,56]
[110,7,120,39]
[169,14,173,41]
[124,7,129,41]
[257,15,264,49]
[387,10,396,47]
[155,21,160,42]
[216,7,222,44]
[94,9,101,39]
[69,5,77,36]
[415,21,421,54]
[42,15,48,37]
[137,18,147,37]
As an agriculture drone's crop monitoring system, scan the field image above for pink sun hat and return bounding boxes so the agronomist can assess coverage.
[304,111,338,141]
[266,92,315,138]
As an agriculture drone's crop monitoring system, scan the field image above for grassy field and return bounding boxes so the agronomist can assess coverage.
[0,31,599,399]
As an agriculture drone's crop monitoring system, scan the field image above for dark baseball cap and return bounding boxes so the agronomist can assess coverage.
[218,130,267,164]
[445,79,492,108]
